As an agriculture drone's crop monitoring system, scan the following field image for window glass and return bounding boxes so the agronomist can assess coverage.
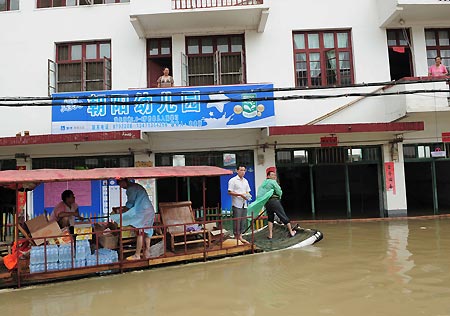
[100,43,110,58]
[0,0,6,11]
[201,38,213,54]
[71,45,82,60]
[58,45,69,61]
[293,150,308,163]
[231,36,243,52]
[11,0,19,10]
[438,30,450,46]
[308,34,319,49]
[149,40,158,56]
[86,44,97,59]
[349,148,362,162]
[187,38,199,54]
[293,34,305,49]
[161,39,171,55]
[387,31,396,46]
[324,33,334,49]
[337,33,348,48]
[403,146,415,159]
[217,37,229,53]
[67,0,77,5]
[276,151,291,163]
[53,0,65,6]
[398,31,408,46]
[441,49,450,59]
[425,31,436,46]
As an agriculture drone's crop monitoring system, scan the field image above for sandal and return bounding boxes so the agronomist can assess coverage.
[126,254,141,261]
[289,231,297,238]
[266,236,272,240]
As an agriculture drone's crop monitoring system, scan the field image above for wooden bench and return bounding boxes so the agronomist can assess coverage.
[159,201,210,252]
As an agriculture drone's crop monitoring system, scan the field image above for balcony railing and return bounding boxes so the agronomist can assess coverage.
[172,0,263,10]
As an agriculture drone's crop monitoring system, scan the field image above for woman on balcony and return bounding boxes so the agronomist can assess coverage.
[157,67,175,88]
[428,56,448,77]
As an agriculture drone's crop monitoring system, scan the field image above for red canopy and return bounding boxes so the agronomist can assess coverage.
[0,166,232,186]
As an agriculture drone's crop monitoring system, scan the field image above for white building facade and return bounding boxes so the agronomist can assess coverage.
[0,0,450,220]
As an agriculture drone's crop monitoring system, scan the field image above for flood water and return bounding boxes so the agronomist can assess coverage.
[1,218,450,316]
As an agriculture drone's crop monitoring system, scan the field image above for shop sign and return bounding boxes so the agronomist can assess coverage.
[384,162,396,195]
[320,136,338,147]
[431,147,447,158]
[442,132,450,143]
[51,84,275,134]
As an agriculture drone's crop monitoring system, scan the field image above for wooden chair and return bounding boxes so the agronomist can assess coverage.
[159,201,210,252]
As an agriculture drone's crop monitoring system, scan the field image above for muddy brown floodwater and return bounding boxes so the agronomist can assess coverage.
[1,218,450,316]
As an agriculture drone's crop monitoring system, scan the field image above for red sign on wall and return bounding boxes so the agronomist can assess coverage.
[320,136,338,147]
[384,162,396,195]
[442,132,450,143]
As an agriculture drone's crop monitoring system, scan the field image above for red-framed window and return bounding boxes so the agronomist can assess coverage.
[293,30,354,87]
[0,0,19,11]
[147,38,172,57]
[185,35,246,86]
[52,41,111,92]
[425,29,450,69]
[37,0,128,8]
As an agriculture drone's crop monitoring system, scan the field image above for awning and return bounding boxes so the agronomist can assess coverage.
[0,130,142,147]
[269,122,424,136]
[0,166,232,186]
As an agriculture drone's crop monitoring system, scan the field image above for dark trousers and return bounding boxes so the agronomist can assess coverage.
[265,199,290,224]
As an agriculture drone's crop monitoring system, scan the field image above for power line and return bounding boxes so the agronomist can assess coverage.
[0,89,449,107]
[0,77,448,103]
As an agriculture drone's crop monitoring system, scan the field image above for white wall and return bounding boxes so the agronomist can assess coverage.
[0,0,445,137]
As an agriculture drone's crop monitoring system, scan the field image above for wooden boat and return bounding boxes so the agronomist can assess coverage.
[0,166,322,289]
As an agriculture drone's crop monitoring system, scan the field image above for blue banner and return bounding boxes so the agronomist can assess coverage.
[51,84,275,134]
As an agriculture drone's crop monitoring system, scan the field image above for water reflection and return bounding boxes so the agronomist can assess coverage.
[384,221,414,284]
[1,219,450,316]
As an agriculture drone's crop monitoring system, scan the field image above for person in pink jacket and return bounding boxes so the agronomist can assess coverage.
[428,56,448,76]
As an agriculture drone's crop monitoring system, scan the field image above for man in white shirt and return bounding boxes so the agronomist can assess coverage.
[228,165,251,244]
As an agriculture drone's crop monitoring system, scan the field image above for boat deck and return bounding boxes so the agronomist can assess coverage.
[1,238,255,289]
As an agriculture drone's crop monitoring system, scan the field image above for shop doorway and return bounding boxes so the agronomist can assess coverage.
[405,162,434,216]
[436,161,450,214]
[278,166,312,220]
[277,146,383,220]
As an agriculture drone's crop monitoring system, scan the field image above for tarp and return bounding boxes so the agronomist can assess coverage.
[0,166,232,186]
[247,189,273,217]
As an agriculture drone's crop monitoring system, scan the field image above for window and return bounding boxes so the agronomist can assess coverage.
[184,35,245,86]
[53,41,111,92]
[37,0,128,8]
[425,29,450,69]
[0,0,19,11]
[293,30,353,87]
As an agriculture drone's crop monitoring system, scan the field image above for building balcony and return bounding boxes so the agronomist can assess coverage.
[273,78,450,127]
[130,0,270,38]
[378,0,450,27]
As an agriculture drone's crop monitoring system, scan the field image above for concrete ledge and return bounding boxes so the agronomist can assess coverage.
[387,209,408,217]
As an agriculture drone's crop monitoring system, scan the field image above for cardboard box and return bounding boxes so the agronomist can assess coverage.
[74,223,93,240]
[31,221,63,246]
[99,234,118,249]
[25,214,49,234]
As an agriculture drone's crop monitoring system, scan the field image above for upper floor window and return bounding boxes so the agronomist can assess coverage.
[0,0,19,11]
[37,0,128,8]
[293,30,354,87]
[425,29,450,69]
[184,35,245,86]
[49,41,111,93]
